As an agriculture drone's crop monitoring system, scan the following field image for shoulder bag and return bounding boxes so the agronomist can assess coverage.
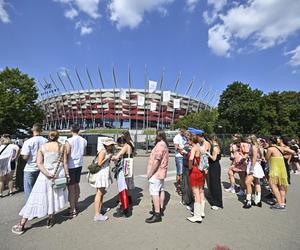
[52,144,67,190]
[198,152,209,171]
[87,152,101,174]
[123,157,134,178]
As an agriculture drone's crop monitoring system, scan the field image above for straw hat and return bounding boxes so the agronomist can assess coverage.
[103,138,116,146]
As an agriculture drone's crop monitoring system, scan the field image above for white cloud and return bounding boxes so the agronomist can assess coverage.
[206,0,300,57]
[55,0,100,19]
[0,0,10,23]
[208,0,227,11]
[74,0,100,19]
[286,45,300,67]
[203,0,227,24]
[108,0,174,29]
[64,8,78,19]
[208,24,230,57]
[76,21,93,35]
[186,0,199,12]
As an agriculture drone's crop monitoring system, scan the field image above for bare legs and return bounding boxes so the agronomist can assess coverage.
[0,173,14,196]
[68,184,79,214]
[7,171,15,193]
[94,188,106,217]
[187,186,204,223]
[152,190,165,213]
[0,176,4,195]
[270,183,286,206]
[244,175,262,208]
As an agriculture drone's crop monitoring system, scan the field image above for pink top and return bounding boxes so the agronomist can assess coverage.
[147,140,169,180]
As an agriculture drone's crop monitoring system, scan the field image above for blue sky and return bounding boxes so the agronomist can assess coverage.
[0,0,299,106]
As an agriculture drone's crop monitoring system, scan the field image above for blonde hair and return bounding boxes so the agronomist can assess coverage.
[48,130,59,142]
[248,134,259,147]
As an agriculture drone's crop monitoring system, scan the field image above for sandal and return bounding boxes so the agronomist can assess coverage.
[46,217,54,229]
[11,224,25,235]
[61,211,78,219]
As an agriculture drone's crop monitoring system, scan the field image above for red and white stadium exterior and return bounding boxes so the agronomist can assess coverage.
[39,88,207,130]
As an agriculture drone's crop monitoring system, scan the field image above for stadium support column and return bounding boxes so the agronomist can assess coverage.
[144,65,148,130]
[206,90,216,110]
[57,72,74,127]
[86,66,96,129]
[184,78,195,116]
[75,67,87,129]
[128,65,132,129]
[65,69,82,125]
[193,83,204,113]
[37,81,50,130]
[43,77,60,130]
[157,69,165,129]
[171,72,181,126]
[38,79,54,130]
[112,65,120,128]
[200,88,211,111]
[49,73,67,129]
[97,66,106,128]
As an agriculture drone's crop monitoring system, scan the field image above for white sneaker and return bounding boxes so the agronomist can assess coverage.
[225,187,236,194]
[237,189,245,196]
[94,214,108,222]
[186,205,192,211]
[211,206,221,210]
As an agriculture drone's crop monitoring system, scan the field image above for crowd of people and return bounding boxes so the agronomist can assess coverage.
[0,123,299,234]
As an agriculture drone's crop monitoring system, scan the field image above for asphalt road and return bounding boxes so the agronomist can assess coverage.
[1,156,300,250]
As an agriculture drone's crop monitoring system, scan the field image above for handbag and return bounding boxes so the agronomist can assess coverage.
[198,153,209,171]
[52,144,67,190]
[87,172,96,185]
[53,177,67,189]
[87,152,101,174]
[123,158,133,178]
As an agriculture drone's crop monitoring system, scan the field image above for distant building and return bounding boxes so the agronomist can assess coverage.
[39,88,208,130]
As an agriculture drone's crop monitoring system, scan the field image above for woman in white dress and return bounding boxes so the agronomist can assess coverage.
[92,138,115,222]
[12,131,69,235]
[0,134,20,197]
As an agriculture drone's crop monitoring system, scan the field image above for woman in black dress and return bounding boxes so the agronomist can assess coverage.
[206,134,223,210]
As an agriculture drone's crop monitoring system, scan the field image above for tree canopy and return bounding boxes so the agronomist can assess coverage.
[0,68,44,135]
[174,108,218,134]
[175,81,300,138]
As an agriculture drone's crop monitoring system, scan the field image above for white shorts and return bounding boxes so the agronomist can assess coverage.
[149,176,164,196]
[247,161,265,179]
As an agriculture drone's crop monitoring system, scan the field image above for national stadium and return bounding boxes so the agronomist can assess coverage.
[37,68,211,130]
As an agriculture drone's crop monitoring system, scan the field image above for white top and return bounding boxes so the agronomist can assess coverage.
[0,144,18,175]
[21,136,48,172]
[67,135,87,169]
[173,134,187,158]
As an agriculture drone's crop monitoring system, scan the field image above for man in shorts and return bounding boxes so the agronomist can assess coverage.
[145,130,169,224]
[63,124,87,218]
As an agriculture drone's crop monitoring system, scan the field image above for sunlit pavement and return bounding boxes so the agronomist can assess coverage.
[1,156,300,250]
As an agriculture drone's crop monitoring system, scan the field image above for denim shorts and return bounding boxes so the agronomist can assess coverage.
[175,157,184,175]
[69,167,82,185]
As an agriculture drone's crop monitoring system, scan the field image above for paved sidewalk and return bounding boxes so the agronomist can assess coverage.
[1,157,300,250]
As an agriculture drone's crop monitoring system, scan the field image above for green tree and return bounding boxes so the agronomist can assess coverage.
[260,91,300,137]
[0,67,44,135]
[218,82,263,134]
[174,108,218,134]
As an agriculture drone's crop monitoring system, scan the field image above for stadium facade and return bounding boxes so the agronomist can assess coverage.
[37,67,213,130]
[39,88,208,130]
